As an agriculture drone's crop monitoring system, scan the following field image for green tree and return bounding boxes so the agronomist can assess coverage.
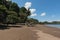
[6,11,18,24]
[2,0,12,9]
[27,18,39,24]
[0,5,7,23]
[0,0,3,4]
[10,2,20,13]
[0,0,31,24]
[19,7,31,23]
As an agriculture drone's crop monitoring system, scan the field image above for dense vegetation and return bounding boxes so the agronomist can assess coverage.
[0,0,39,24]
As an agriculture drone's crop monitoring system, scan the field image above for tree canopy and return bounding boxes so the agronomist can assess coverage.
[0,0,39,24]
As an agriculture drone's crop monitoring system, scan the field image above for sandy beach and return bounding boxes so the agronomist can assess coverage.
[0,25,60,40]
[0,0,60,40]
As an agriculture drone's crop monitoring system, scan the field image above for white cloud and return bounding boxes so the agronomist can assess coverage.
[31,13,37,16]
[40,12,46,16]
[24,2,32,10]
[24,2,37,16]
[30,9,37,16]
[30,9,36,14]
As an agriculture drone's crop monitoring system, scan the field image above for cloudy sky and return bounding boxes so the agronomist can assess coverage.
[12,0,60,22]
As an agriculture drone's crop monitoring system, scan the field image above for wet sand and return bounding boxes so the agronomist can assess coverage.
[35,24,60,38]
[32,29,60,40]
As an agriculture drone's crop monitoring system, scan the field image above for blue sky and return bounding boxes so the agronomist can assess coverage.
[12,0,60,22]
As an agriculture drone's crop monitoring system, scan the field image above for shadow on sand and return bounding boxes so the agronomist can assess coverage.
[0,25,22,30]
[0,25,9,30]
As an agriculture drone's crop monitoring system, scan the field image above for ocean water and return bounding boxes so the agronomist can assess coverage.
[46,24,60,28]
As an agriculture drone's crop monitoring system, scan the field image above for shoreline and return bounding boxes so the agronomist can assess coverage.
[35,24,60,38]
[45,24,60,29]
[32,29,60,40]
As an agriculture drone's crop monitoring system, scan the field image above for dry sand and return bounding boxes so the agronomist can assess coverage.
[0,27,37,40]
[0,25,60,40]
